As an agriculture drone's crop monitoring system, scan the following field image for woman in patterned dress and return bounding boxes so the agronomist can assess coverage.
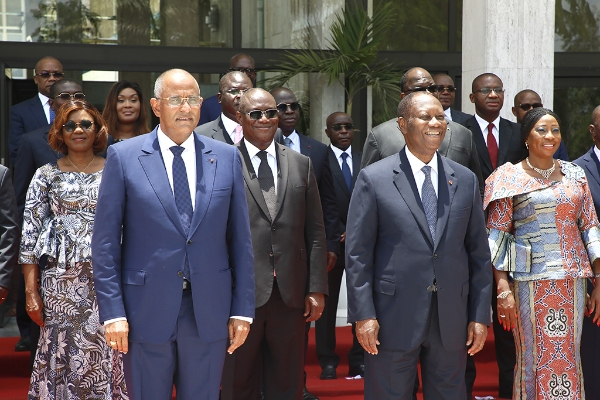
[484,107,600,400]
[20,100,128,399]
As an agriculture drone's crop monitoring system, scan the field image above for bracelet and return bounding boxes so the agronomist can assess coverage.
[497,290,512,299]
[594,273,600,278]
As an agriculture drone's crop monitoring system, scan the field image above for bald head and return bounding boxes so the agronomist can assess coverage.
[154,69,199,98]
[239,88,274,113]
[271,87,299,135]
[512,89,543,123]
[237,88,278,150]
[400,67,434,98]
[229,53,256,85]
[34,56,64,97]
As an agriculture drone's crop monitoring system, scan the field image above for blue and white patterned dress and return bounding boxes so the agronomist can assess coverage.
[19,163,128,400]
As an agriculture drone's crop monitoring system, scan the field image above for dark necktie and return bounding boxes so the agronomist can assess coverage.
[283,137,292,148]
[421,166,437,243]
[341,152,352,191]
[487,123,498,170]
[257,151,277,219]
[170,146,193,233]
[49,106,55,124]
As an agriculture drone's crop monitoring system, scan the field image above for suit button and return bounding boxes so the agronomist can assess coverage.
[178,271,183,277]
[433,254,438,259]
[269,251,274,257]
[271,227,276,231]
[187,240,192,245]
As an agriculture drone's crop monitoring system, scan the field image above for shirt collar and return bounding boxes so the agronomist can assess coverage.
[244,138,277,161]
[474,113,501,133]
[330,144,352,160]
[283,130,299,144]
[38,92,50,105]
[156,125,196,154]
[221,113,240,135]
[444,107,452,121]
[405,146,438,177]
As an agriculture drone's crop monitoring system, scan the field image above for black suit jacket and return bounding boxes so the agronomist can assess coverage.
[237,140,328,308]
[194,116,234,145]
[463,116,524,181]
[449,108,471,125]
[0,165,19,290]
[275,131,341,254]
[327,146,361,230]
[9,95,48,164]
[574,147,600,219]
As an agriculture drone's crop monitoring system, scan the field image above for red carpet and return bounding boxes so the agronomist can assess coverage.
[0,327,500,399]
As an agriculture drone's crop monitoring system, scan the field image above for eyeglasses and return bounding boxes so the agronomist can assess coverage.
[435,85,456,93]
[222,88,248,96]
[518,102,543,111]
[475,87,505,95]
[159,96,202,107]
[276,102,300,113]
[404,85,438,94]
[54,92,86,100]
[229,67,257,74]
[331,123,354,131]
[63,119,94,132]
[36,71,65,79]
[246,109,278,120]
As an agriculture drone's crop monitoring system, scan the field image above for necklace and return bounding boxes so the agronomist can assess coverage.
[526,157,555,180]
[66,155,96,173]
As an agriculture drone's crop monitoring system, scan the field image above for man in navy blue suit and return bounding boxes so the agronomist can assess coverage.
[92,69,255,400]
[9,56,64,165]
[573,104,600,400]
[432,73,471,125]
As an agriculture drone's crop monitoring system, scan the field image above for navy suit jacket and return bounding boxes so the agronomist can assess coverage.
[198,95,222,126]
[9,96,48,164]
[91,128,255,344]
[449,108,471,125]
[574,147,600,219]
[345,149,492,351]
[327,146,361,230]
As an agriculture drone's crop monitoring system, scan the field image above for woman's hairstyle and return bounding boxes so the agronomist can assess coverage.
[102,80,150,137]
[520,107,561,158]
[49,100,108,155]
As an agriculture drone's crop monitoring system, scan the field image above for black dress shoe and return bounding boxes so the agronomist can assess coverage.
[320,364,336,380]
[14,336,31,352]
[348,364,364,378]
[303,387,319,400]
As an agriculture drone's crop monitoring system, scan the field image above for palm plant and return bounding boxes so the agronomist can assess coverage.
[264,2,402,120]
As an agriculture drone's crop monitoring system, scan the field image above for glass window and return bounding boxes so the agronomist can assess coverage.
[556,0,600,51]
[3,0,232,47]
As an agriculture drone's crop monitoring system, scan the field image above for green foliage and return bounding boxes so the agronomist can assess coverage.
[556,0,600,51]
[263,1,403,122]
[30,0,100,43]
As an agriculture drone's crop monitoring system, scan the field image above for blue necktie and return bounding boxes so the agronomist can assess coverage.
[171,146,193,278]
[341,152,352,191]
[283,137,292,148]
[421,166,437,243]
[49,107,55,124]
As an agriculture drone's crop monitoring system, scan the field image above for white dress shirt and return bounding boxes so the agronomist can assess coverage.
[474,113,500,147]
[281,130,301,153]
[594,146,600,164]
[244,138,278,194]
[405,146,439,198]
[221,113,240,143]
[38,92,51,123]
[444,107,453,121]
[330,144,353,176]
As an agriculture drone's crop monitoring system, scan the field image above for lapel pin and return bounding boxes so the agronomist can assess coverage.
[449,180,453,185]
[210,158,214,163]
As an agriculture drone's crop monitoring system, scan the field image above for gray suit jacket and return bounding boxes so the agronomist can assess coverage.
[0,165,19,289]
[361,118,484,197]
[194,116,234,145]
[237,140,328,309]
[345,149,492,351]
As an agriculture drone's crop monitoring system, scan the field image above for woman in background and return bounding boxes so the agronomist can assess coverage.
[102,80,149,141]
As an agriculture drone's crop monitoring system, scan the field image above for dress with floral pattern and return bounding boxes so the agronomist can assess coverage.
[484,161,600,400]
[19,163,128,400]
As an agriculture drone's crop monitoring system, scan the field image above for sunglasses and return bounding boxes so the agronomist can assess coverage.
[276,102,300,113]
[36,71,65,79]
[435,85,456,93]
[331,123,354,131]
[159,96,202,107]
[229,67,257,74]
[246,109,278,120]
[404,84,438,94]
[223,88,248,96]
[63,119,94,132]
[55,92,86,100]
[476,87,505,95]
[518,102,543,111]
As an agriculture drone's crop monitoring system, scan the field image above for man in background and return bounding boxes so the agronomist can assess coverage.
[432,73,471,124]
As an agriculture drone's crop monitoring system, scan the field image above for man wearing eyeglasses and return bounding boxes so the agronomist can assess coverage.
[512,89,569,160]
[199,53,258,125]
[195,71,252,144]
[92,69,255,400]
[220,88,327,400]
[361,67,484,198]
[8,56,64,165]
[432,73,471,125]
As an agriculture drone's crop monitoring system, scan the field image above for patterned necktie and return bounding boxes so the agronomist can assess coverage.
[487,123,498,170]
[170,146,193,234]
[257,150,277,219]
[341,152,352,191]
[49,106,55,124]
[421,166,437,243]
[283,137,292,148]
[233,125,243,144]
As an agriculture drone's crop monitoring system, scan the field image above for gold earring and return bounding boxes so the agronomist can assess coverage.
[525,142,529,149]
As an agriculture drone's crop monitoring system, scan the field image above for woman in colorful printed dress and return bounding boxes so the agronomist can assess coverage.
[20,100,128,400]
[484,107,600,400]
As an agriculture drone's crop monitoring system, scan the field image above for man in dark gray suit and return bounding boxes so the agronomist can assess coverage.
[346,92,492,400]
[432,73,471,124]
[220,88,328,400]
[0,165,19,306]
[361,67,484,197]
[195,71,252,144]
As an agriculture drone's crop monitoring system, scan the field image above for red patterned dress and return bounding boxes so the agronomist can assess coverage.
[484,161,600,400]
